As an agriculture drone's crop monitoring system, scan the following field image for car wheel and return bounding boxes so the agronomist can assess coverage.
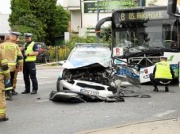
[49,91,57,100]
[47,55,50,62]
[56,78,61,91]
[42,55,47,63]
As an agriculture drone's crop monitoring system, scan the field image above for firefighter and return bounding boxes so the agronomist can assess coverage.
[0,34,23,97]
[149,56,174,92]
[21,33,38,94]
[11,32,23,95]
[0,48,10,121]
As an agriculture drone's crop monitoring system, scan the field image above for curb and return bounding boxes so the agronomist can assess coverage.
[76,117,180,134]
[36,62,60,67]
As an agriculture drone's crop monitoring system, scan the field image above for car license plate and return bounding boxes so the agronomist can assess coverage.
[80,89,99,96]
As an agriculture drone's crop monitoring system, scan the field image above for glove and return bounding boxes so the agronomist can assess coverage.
[2,64,8,71]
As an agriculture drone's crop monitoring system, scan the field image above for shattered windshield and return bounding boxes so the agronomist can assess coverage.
[68,47,111,62]
[115,20,178,54]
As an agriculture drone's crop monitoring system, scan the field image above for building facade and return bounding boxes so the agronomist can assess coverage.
[0,13,11,41]
[62,0,168,36]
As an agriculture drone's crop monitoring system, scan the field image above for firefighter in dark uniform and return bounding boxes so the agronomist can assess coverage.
[21,33,39,94]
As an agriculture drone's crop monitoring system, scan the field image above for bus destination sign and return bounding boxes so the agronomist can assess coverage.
[117,10,169,22]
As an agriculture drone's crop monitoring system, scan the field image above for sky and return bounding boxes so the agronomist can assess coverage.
[0,0,63,14]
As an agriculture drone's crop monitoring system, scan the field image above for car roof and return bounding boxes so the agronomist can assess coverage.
[75,43,109,48]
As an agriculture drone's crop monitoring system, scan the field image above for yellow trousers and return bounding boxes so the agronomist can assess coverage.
[0,75,6,118]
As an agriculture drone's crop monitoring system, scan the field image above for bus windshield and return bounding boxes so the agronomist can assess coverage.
[115,19,178,53]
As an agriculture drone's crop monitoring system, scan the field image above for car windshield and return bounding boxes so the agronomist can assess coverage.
[68,47,111,62]
[35,42,46,50]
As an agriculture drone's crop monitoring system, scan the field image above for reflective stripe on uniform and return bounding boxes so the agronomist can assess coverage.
[3,70,10,74]
[18,52,22,55]
[8,62,16,66]
[0,109,6,114]
[1,59,8,64]
[5,87,13,90]
[18,59,23,63]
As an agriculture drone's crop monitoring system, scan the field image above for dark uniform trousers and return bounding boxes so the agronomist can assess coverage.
[149,73,159,88]
[149,73,171,88]
[10,71,15,89]
[23,62,38,92]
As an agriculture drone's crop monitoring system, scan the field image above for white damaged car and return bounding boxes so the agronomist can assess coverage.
[49,43,130,102]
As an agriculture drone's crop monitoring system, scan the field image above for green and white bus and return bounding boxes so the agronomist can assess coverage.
[95,0,180,83]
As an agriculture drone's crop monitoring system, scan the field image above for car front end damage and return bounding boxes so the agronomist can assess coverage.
[50,63,125,102]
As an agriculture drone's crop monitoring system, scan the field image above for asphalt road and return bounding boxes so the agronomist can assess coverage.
[1,65,180,134]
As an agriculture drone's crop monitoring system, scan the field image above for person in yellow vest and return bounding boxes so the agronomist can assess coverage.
[0,48,11,121]
[11,32,23,95]
[0,34,23,98]
[21,33,38,94]
[149,56,174,92]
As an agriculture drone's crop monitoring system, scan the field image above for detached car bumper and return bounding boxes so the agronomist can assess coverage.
[57,79,114,98]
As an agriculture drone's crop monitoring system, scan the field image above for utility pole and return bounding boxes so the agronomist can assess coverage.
[97,0,100,22]
[80,0,82,28]
[96,0,100,42]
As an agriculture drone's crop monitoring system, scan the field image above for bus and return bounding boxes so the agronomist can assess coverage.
[95,0,180,83]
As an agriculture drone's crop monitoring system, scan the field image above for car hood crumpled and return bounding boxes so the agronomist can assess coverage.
[62,58,111,69]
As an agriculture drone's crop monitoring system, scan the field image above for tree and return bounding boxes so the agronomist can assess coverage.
[53,5,70,37]
[29,0,56,44]
[9,0,31,26]
[9,0,70,45]
[9,0,45,41]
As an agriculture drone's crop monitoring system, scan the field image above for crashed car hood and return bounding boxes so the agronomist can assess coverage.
[62,58,111,69]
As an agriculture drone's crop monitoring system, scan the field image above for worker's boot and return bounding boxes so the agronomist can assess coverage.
[0,116,9,122]
[5,90,13,101]
[165,86,169,92]
[12,90,18,95]
[153,87,158,92]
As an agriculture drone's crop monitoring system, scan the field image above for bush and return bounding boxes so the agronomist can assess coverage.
[47,46,70,61]
[47,35,111,61]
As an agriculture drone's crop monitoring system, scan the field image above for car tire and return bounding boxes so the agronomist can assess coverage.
[47,56,50,62]
[56,78,61,92]
[49,90,57,100]
[42,54,47,63]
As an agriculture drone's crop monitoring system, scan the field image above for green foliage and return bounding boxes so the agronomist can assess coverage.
[9,0,70,45]
[9,0,31,26]
[64,35,110,59]
[11,14,45,41]
[47,35,111,61]
[29,0,57,44]
[53,6,70,37]
[101,25,112,45]
[48,46,70,61]
[65,35,100,50]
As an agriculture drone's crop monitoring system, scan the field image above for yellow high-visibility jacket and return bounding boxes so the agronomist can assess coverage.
[155,61,173,79]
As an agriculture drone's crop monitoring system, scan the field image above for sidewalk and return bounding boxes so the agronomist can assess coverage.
[36,61,59,66]
[36,62,62,69]
[77,118,180,134]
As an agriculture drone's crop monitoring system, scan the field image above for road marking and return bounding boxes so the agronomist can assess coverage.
[37,77,51,79]
[17,77,55,80]
[154,110,175,118]
[38,81,55,84]
[36,99,49,103]
[17,81,55,86]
